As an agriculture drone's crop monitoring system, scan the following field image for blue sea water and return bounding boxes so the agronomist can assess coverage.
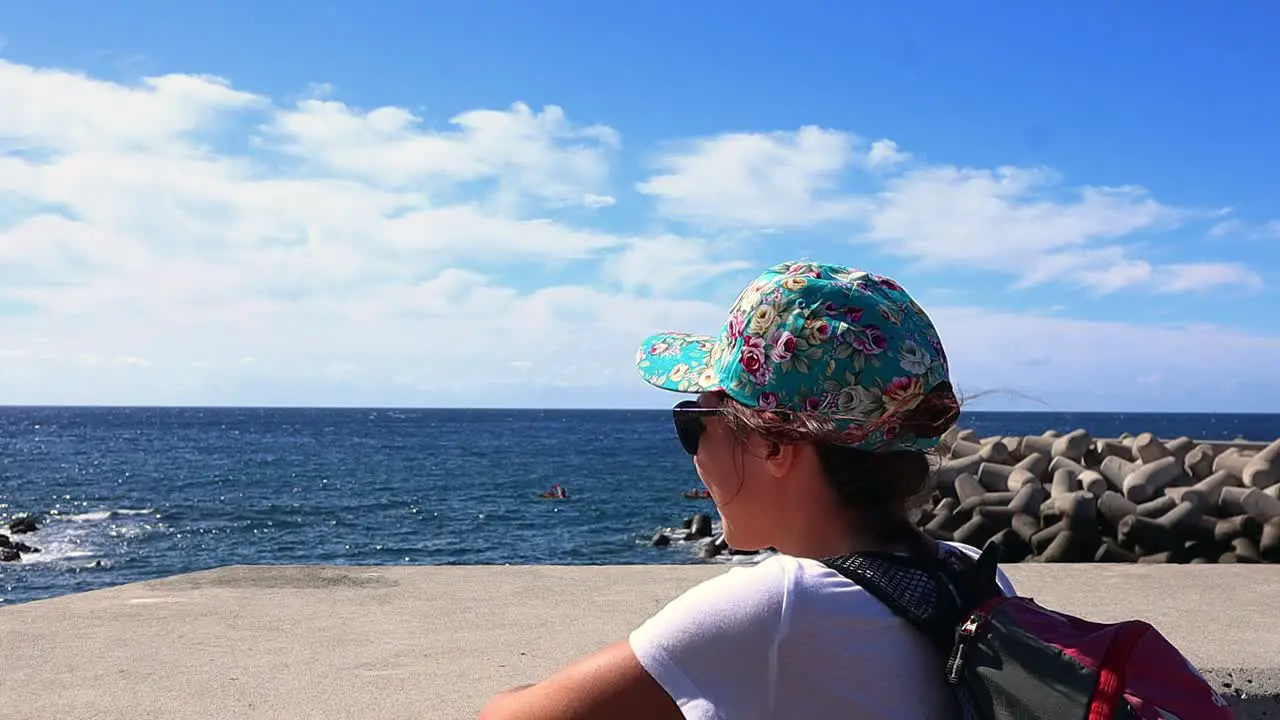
[2,407,1279,606]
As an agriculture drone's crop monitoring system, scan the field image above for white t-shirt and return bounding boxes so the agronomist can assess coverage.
[629,542,1017,720]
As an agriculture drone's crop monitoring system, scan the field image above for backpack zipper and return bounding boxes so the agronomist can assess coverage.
[946,611,988,684]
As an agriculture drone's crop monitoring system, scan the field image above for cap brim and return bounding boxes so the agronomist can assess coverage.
[634,332,723,394]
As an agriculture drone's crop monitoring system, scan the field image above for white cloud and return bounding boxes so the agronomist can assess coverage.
[0,58,744,405]
[582,193,616,208]
[637,128,1259,294]
[262,99,619,208]
[866,139,910,169]
[0,61,649,297]
[1145,262,1263,294]
[0,57,1276,410]
[862,166,1179,262]
[0,59,263,152]
[931,306,1280,412]
[634,128,916,231]
[600,234,753,295]
[0,265,731,406]
[1209,218,1280,240]
[1016,248,1262,295]
[636,126,870,229]
[1208,219,1245,237]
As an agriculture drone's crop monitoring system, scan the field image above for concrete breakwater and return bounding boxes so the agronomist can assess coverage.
[926,428,1280,563]
[1,564,1277,719]
[648,429,1280,564]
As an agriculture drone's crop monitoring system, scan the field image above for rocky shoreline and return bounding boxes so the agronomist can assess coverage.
[0,515,42,562]
[648,513,769,561]
[650,429,1280,564]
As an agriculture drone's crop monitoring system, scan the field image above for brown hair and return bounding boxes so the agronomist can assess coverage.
[717,381,961,544]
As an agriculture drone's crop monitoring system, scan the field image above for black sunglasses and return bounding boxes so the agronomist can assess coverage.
[671,400,722,456]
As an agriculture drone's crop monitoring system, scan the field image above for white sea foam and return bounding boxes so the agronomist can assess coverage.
[61,508,154,523]
[7,507,157,566]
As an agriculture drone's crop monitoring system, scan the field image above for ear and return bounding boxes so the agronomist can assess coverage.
[761,439,797,478]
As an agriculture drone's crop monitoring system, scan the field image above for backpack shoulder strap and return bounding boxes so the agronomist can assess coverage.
[820,540,1004,652]
[821,550,961,651]
[822,540,1005,720]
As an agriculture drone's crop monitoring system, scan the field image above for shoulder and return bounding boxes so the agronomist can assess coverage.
[781,555,913,627]
[628,556,800,717]
[777,541,1018,623]
[773,546,1018,672]
[630,555,796,648]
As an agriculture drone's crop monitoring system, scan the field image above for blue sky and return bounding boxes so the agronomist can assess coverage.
[0,1,1277,411]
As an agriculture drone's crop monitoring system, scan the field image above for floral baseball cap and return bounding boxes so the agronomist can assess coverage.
[635,260,953,452]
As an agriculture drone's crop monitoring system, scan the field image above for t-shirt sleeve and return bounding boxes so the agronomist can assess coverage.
[628,558,792,720]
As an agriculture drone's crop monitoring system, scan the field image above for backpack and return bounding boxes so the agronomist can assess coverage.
[821,541,1234,720]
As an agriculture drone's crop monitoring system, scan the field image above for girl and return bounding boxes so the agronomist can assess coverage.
[480,260,1015,719]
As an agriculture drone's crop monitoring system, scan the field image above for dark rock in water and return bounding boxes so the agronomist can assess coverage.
[0,547,19,562]
[706,533,759,557]
[0,533,10,548]
[695,538,721,559]
[12,541,38,554]
[8,516,38,535]
[686,513,713,541]
[681,516,693,530]
[650,532,671,548]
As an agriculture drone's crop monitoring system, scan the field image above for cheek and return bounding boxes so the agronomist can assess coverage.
[692,446,726,489]
[692,429,734,489]
[693,430,763,498]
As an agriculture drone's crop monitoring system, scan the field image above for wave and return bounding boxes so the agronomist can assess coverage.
[6,507,158,566]
[59,508,155,523]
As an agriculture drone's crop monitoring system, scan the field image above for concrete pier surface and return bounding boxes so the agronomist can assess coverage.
[2,564,1277,719]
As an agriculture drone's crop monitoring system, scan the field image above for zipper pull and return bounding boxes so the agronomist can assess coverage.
[946,613,986,684]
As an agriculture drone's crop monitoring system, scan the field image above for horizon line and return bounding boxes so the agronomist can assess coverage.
[0,403,1277,416]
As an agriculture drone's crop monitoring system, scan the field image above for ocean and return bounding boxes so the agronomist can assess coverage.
[2,407,1279,606]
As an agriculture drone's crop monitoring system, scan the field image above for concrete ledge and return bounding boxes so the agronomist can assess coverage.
[2,565,1278,719]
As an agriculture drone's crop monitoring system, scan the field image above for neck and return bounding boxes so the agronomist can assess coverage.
[769,500,914,560]
[756,452,921,560]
